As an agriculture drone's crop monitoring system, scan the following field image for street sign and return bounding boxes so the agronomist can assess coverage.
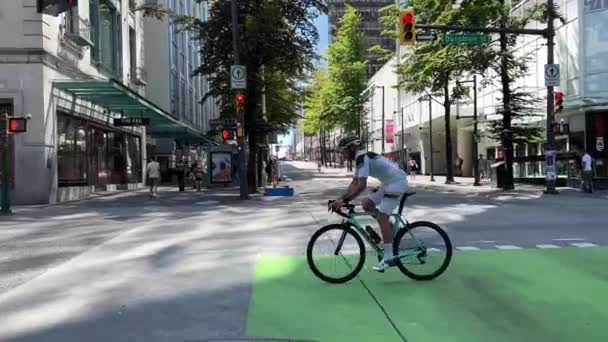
[442,34,491,45]
[210,118,238,128]
[230,65,246,89]
[114,117,150,126]
[416,33,437,41]
[544,64,560,87]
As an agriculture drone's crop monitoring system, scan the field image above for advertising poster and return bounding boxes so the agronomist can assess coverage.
[210,152,232,183]
[385,120,395,144]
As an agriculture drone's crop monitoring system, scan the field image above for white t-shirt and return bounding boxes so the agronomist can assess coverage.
[582,153,593,171]
[147,161,161,178]
[354,151,407,186]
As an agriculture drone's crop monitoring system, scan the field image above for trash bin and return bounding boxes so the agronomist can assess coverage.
[490,160,506,188]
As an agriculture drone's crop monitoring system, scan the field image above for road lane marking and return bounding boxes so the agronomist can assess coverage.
[537,244,560,249]
[553,238,585,241]
[456,246,480,251]
[571,242,597,248]
[495,245,522,250]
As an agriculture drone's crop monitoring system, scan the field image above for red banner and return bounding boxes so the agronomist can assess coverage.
[385,120,394,144]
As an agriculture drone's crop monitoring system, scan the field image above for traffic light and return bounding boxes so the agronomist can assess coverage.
[399,9,416,45]
[235,92,245,116]
[7,117,27,134]
[554,91,564,113]
[221,128,235,140]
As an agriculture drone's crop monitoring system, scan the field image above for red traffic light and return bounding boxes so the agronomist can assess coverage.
[221,129,235,140]
[8,118,27,133]
[235,93,245,104]
[555,91,563,101]
[403,13,413,24]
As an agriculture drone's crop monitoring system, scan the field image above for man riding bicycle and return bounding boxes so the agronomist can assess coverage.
[330,136,408,271]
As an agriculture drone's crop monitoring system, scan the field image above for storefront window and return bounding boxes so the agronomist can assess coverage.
[58,112,88,186]
[126,135,142,183]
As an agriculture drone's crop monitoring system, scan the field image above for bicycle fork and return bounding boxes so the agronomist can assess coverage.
[334,230,348,256]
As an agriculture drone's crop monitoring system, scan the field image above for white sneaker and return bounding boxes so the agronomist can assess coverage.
[372,258,397,271]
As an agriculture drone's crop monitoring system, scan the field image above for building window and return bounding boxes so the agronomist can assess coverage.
[125,134,142,183]
[129,27,137,80]
[91,0,122,77]
[58,112,88,186]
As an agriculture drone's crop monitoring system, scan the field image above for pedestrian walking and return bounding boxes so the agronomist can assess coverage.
[478,154,487,180]
[409,158,418,180]
[194,162,204,192]
[456,155,464,177]
[581,151,594,193]
[175,160,186,192]
[147,157,161,197]
[265,159,274,185]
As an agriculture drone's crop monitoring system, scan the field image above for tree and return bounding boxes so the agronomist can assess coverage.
[139,0,325,191]
[375,0,549,189]
[326,5,368,136]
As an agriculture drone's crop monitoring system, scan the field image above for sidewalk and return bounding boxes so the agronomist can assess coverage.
[315,163,608,200]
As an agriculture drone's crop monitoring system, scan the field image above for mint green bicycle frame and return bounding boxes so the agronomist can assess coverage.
[339,209,426,260]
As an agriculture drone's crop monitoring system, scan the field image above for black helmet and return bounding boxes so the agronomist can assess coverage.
[338,135,361,149]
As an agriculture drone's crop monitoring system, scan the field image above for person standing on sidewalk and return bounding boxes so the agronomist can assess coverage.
[147,157,161,197]
[409,158,418,180]
[581,151,594,193]
[175,160,186,192]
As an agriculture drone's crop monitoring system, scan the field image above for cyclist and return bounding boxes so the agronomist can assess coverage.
[330,136,408,271]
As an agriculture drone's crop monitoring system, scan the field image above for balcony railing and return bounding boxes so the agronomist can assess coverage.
[130,66,148,86]
[64,12,94,47]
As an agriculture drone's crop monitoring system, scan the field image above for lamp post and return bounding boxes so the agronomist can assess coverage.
[456,74,481,186]
[374,85,386,154]
[419,96,435,182]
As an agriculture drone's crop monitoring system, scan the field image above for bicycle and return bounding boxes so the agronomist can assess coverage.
[306,192,453,284]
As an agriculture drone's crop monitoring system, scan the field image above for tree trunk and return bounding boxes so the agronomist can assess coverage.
[256,143,264,187]
[444,82,455,183]
[500,14,515,190]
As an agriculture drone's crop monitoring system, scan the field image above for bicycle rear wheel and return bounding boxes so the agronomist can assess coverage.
[306,224,365,284]
[393,221,452,281]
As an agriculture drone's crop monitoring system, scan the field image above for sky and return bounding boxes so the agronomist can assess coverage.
[277,13,328,156]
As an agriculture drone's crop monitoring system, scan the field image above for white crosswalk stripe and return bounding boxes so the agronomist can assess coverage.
[536,244,560,249]
[495,245,522,250]
[570,242,597,248]
[456,246,480,251]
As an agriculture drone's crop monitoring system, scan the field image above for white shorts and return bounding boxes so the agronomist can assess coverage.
[368,181,408,215]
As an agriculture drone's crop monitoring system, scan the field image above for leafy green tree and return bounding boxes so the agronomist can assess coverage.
[326,5,368,136]
[139,0,325,190]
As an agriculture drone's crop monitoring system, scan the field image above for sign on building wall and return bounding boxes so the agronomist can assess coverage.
[385,120,394,144]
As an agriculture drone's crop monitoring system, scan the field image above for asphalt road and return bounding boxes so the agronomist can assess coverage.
[0,161,607,342]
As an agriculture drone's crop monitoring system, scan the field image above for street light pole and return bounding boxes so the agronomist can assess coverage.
[545,0,559,194]
[428,97,434,182]
[381,86,385,154]
[472,74,480,186]
[231,0,248,199]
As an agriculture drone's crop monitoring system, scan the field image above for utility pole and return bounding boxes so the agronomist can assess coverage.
[456,75,481,186]
[428,97,434,182]
[231,0,248,199]
[544,0,559,194]
[379,86,386,154]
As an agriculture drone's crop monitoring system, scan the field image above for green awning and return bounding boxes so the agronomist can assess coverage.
[53,79,213,145]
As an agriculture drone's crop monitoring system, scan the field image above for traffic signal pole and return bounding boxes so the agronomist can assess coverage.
[1,113,11,215]
[231,0,249,199]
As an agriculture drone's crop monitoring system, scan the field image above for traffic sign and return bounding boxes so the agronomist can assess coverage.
[231,65,246,89]
[210,118,238,128]
[416,33,437,41]
[114,117,150,126]
[442,34,491,45]
[544,64,560,87]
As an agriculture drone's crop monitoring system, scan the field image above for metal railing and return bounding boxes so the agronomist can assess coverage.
[64,11,93,47]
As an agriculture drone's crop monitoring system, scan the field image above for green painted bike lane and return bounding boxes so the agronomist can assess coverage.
[246,247,608,342]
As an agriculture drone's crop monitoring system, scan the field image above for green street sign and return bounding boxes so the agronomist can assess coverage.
[442,34,491,45]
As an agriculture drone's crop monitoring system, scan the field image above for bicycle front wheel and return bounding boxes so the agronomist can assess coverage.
[306,224,365,284]
[393,221,453,281]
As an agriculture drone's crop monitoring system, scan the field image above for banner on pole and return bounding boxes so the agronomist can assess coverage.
[385,120,394,144]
